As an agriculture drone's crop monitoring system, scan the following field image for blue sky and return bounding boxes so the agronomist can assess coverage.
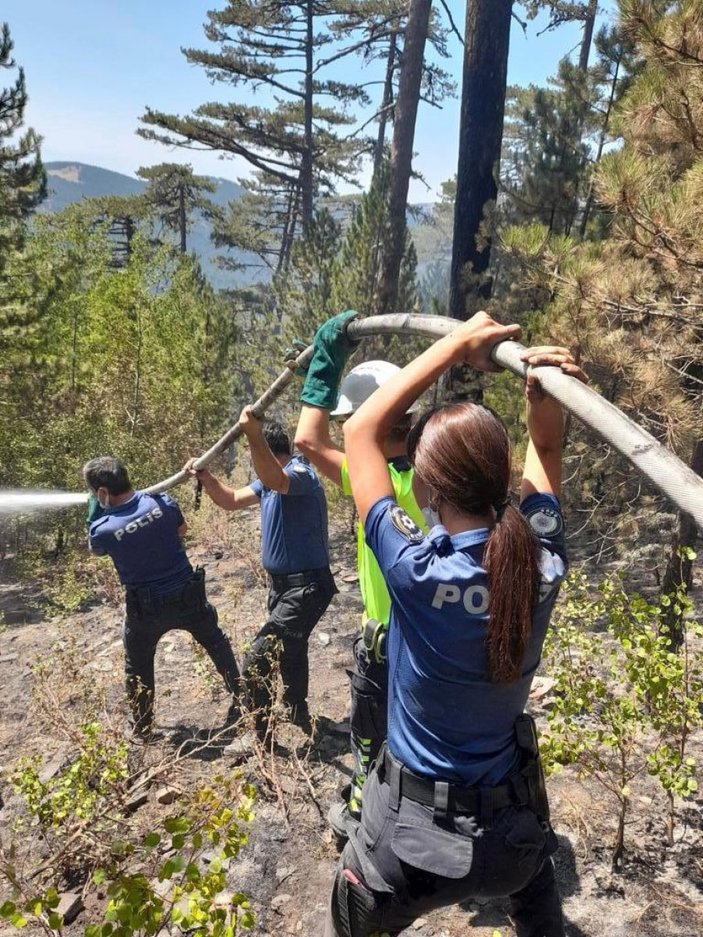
[5,1,616,200]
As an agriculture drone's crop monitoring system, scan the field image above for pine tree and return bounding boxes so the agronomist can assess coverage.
[0,207,237,492]
[332,163,419,320]
[502,0,703,638]
[136,163,219,254]
[0,23,46,371]
[0,21,45,268]
[449,0,513,316]
[139,0,366,273]
[328,1,455,176]
[502,26,637,238]
[376,0,433,316]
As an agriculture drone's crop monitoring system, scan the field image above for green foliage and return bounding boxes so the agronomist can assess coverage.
[1,207,237,503]
[543,571,703,862]
[87,782,255,937]
[139,0,364,270]
[2,775,255,936]
[43,556,96,612]
[0,22,46,272]
[136,163,220,254]
[12,722,129,834]
[275,207,343,337]
[500,1,703,573]
[502,24,637,239]
[276,165,420,353]
[0,887,62,932]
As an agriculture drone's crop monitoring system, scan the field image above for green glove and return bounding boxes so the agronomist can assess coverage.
[86,494,105,526]
[300,310,360,410]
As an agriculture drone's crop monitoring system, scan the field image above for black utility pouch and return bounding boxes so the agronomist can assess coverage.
[184,566,207,610]
[515,713,551,822]
[125,590,142,621]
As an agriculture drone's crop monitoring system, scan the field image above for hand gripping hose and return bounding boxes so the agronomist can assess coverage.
[145,313,703,532]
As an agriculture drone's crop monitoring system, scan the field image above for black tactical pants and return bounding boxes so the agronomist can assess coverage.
[347,633,388,809]
[243,567,336,726]
[325,759,564,937]
[123,569,240,734]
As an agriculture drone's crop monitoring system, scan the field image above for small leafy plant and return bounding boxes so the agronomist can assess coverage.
[542,569,703,868]
[1,775,256,936]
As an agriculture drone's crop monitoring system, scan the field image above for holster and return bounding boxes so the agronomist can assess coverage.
[125,567,207,619]
[514,713,550,821]
[182,566,207,610]
[362,618,387,664]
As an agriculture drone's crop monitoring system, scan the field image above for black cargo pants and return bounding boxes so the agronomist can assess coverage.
[123,568,240,734]
[243,566,336,726]
[347,632,388,809]
[325,754,564,937]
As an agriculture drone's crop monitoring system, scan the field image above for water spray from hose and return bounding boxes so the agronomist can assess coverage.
[0,491,88,515]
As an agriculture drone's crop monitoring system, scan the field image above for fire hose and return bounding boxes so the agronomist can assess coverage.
[144,313,703,532]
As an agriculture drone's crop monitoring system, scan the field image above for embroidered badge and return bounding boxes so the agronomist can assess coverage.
[389,504,424,542]
[292,464,308,474]
[527,506,563,537]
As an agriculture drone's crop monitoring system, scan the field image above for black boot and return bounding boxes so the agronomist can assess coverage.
[289,701,313,735]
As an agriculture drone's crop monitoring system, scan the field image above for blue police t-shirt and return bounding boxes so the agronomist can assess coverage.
[250,455,330,575]
[365,491,568,787]
[89,491,193,597]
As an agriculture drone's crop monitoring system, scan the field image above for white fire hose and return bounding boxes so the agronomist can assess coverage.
[144,313,703,532]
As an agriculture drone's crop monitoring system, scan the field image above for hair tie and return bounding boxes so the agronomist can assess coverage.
[494,496,511,520]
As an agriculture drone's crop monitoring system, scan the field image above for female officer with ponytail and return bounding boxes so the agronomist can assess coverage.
[324,312,587,937]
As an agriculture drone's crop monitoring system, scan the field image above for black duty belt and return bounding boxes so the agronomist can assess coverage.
[379,747,529,819]
[268,567,329,590]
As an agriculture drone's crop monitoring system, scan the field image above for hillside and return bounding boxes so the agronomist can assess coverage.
[42,162,262,290]
[1,500,701,937]
[41,163,449,294]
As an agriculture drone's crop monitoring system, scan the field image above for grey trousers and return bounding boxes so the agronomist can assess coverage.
[325,765,564,937]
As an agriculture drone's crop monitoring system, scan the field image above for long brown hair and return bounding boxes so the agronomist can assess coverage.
[407,403,541,685]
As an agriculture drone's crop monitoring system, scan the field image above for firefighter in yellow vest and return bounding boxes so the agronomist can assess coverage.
[295,311,426,839]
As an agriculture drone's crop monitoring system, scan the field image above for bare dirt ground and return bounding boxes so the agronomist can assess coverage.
[0,501,702,937]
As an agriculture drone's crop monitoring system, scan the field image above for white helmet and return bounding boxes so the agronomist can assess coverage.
[331,360,419,419]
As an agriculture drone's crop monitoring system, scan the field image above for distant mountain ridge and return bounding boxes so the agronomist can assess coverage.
[41,162,446,291]
[42,161,258,289]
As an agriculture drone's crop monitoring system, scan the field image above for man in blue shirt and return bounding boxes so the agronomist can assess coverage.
[186,407,336,736]
[84,456,241,740]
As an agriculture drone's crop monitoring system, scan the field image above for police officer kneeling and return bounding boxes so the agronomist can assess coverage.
[325,314,588,937]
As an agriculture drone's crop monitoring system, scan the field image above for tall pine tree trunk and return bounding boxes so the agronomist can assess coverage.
[377,0,432,316]
[579,46,622,237]
[578,0,599,72]
[179,183,187,253]
[567,0,599,235]
[449,0,512,318]
[278,185,301,276]
[373,31,398,178]
[301,0,314,227]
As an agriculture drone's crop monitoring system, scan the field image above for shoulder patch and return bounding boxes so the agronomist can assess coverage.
[526,505,563,537]
[389,504,425,543]
[292,464,308,474]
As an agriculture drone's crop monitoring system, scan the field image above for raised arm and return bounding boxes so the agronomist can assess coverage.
[294,406,344,487]
[343,312,522,524]
[295,309,359,488]
[519,346,589,501]
[239,406,291,494]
